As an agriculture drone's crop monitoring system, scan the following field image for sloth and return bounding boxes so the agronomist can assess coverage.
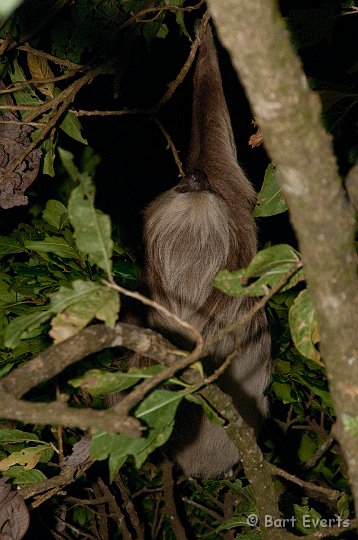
[129,23,271,478]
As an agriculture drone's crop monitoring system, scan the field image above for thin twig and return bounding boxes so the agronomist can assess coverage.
[71,11,210,120]
[0,119,45,126]
[17,43,82,70]
[70,108,149,117]
[0,70,82,94]
[103,280,202,347]
[0,104,39,111]
[119,0,206,31]
[203,350,238,385]
[154,118,184,177]
[0,67,105,186]
[182,497,223,522]
[20,461,92,501]
[154,11,210,111]
[269,464,341,501]
[98,478,131,540]
[114,475,145,540]
[92,482,109,540]
[162,460,188,540]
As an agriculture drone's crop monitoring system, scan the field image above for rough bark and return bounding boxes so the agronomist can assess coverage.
[207,0,358,518]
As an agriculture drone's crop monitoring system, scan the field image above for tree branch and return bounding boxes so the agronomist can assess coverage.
[208,0,358,520]
[1,323,182,399]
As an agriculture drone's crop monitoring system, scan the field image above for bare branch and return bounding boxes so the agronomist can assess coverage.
[0,387,142,437]
[1,323,182,399]
[162,460,188,540]
[154,118,185,177]
[17,43,83,70]
[114,475,145,540]
[269,464,341,502]
[119,1,206,31]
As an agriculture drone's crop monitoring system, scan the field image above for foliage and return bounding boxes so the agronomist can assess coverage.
[0,155,352,536]
[0,0,357,538]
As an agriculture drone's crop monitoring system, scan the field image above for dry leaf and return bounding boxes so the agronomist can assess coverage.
[27,52,55,97]
[0,478,30,540]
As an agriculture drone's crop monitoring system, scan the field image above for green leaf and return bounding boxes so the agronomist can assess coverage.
[337,494,350,520]
[0,236,24,255]
[60,111,88,144]
[3,466,47,485]
[70,365,165,396]
[272,381,297,403]
[60,149,113,277]
[24,235,78,259]
[171,0,190,37]
[58,147,82,180]
[294,504,322,533]
[222,479,256,515]
[50,280,119,342]
[0,429,39,443]
[41,139,56,177]
[186,394,224,426]
[298,433,319,463]
[143,12,166,42]
[289,289,320,363]
[0,277,24,304]
[4,308,52,349]
[80,146,101,176]
[214,244,303,297]
[215,517,261,534]
[42,200,68,230]
[156,24,169,39]
[91,389,184,480]
[253,164,288,217]
[9,59,42,112]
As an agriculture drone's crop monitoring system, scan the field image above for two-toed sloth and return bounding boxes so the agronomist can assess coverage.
[130,24,271,478]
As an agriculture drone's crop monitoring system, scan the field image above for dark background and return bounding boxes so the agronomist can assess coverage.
[2,0,357,253]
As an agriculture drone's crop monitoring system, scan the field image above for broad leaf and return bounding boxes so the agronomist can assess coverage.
[0,236,24,255]
[214,244,303,297]
[294,504,322,533]
[50,280,119,342]
[0,445,53,472]
[3,466,47,485]
[9,58,42,113]
[70,365,165,396]
[91,389,184,480]
[289,289,320,363]
[4,308,52,349]
[41,139,56,177]
[0,429,39,443]
[60,111,88,144]
[60,149,113,277]
[24,236,78,259]
[42,199,68,230]
[253,164,288,217]
[27,53,55,97]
